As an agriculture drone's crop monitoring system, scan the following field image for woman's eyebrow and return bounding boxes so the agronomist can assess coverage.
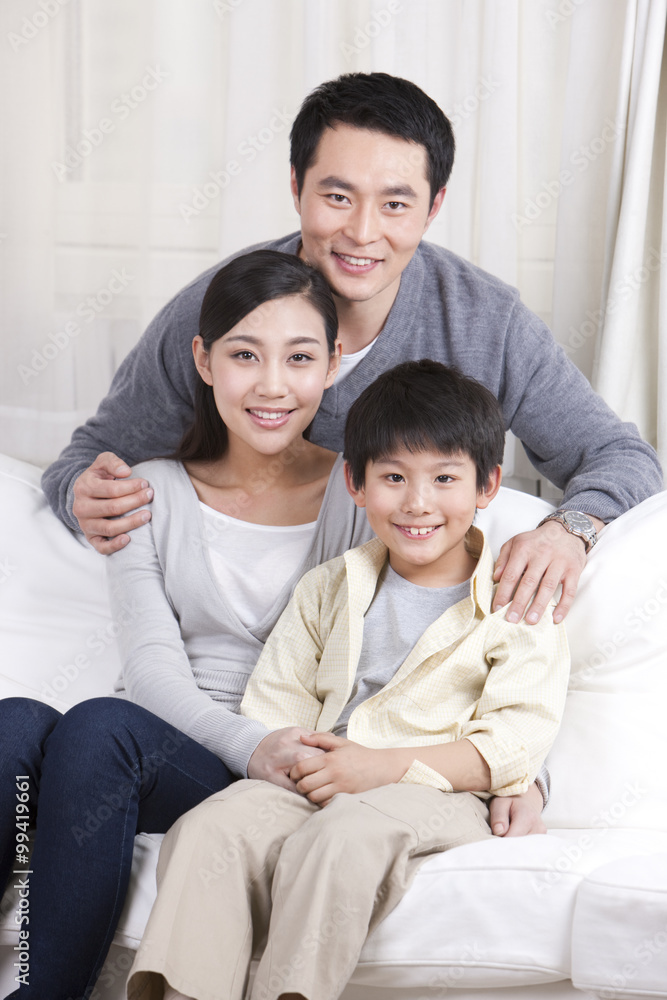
[224,334,323,346]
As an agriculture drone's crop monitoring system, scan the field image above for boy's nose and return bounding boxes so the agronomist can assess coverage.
[402,487,432,514]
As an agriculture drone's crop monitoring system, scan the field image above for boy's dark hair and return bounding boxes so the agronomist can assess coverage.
[344,360,505,490]
[290,73,455,207]
[172,249,337,464]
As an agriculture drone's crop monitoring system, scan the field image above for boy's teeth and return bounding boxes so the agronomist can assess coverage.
[339,254,375,266]
[408,526,435,535]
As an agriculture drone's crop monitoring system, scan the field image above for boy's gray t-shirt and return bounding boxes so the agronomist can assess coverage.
[333,564,471,738]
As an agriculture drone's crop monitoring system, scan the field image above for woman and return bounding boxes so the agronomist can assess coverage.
[0,250,372,1000]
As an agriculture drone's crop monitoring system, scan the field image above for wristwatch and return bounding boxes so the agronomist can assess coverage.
[537,510,598,553]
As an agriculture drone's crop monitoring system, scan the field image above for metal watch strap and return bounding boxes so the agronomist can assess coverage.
[537,510,598,553]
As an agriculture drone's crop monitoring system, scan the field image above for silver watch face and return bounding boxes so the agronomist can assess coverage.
[562,511,594,534]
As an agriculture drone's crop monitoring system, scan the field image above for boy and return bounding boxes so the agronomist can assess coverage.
[128,361,570,1000]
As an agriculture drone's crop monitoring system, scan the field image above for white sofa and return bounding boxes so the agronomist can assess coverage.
[1,451,666,1000]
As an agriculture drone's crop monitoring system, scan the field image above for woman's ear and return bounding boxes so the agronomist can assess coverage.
[476,465,502,510]
[324,340,342,388]
[192,336,213,386]
[344,461,367,508]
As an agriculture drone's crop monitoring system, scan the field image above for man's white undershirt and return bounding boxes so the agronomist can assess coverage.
[334,337,379,383]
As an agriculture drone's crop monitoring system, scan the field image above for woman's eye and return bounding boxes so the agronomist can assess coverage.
[290,353,313,363]
[233,351,256,361]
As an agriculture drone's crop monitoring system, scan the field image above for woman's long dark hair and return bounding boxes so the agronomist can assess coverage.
[172,250,338,463]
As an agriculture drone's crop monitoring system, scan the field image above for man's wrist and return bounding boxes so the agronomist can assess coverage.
[537,509,601,553]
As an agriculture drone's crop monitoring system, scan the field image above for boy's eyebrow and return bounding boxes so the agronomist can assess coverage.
[223,334,323,346]
[374,455,468,467]
[316,175,418,200]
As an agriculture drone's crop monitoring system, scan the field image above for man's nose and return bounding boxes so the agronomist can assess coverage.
[343,203,381,248]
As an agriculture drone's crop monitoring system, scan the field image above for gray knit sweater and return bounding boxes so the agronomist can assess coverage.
[44,233,662,529]
[107,455,373,776]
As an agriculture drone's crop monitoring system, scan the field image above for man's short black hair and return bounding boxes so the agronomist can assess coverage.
[290,72,455,207]
[344,360,505,490]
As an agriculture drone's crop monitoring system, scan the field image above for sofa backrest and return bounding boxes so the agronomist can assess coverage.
[1,452,666,831]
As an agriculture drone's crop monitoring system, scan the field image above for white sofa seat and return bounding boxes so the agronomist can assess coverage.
[1,453,666,1000]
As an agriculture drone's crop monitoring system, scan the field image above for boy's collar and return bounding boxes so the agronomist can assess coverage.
[346,524,496,614]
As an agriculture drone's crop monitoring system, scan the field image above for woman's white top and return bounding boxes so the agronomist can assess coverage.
[200,504,317,628]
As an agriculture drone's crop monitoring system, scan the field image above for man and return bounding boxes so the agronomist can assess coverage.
[42,71,661,829]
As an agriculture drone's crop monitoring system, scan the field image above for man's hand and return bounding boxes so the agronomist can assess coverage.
[489,782,547,836]
[72,452,154,554]
[247,728,326,792]
[492,516,602,624]
[290,732,398,806]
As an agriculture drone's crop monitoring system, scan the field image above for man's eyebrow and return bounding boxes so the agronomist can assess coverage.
[315,176,418,200]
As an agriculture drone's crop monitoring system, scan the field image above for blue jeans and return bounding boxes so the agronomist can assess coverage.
[0,696,234,1000]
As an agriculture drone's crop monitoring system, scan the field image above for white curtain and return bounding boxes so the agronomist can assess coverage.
[0,0,663,488]
[550,0,667,467]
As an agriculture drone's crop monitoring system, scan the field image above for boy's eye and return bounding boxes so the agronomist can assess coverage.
[436,475,454,483]
[387,473,404,483]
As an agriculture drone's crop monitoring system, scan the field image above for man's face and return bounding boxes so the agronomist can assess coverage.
[291,125,445,309]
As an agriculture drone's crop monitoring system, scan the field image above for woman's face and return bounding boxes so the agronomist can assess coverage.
[193,294,340,457]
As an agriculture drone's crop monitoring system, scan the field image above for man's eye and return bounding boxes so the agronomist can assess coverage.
[386,201,406,210]
[329,193,349,203]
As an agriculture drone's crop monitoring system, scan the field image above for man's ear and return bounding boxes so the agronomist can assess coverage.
[476,465,502,510]
[192,335,213,386]
[424,186,446,233]
[344,461,367,508]
[290,166,302,215]
[324,340,342,388]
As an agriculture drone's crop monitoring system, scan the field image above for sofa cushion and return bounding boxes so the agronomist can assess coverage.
[571,853,667,998]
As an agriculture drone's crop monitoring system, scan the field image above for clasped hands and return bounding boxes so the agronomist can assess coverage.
[247,728,546,836]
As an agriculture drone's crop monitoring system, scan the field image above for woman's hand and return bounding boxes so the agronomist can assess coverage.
[247,727,325,792]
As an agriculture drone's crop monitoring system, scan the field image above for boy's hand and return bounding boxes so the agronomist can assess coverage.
[247,728,325,792]
[290,733,398,806]
[489,782,546,836]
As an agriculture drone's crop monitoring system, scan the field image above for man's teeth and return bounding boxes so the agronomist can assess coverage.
[407,526,437,535]
[338,254,376,266]
[251,410,287,420]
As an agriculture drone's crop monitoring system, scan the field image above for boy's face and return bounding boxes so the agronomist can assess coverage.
[345,448,501,587]
[291,125,445,311]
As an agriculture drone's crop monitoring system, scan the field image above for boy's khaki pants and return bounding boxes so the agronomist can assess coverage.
[128,778,492,1000]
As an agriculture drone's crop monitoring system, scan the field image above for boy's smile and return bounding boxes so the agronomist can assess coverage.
[345,448,500,587]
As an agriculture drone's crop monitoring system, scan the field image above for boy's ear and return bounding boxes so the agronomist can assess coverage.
[344,461,366,508]
[476,465,502,510]
[192,336,213,386]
